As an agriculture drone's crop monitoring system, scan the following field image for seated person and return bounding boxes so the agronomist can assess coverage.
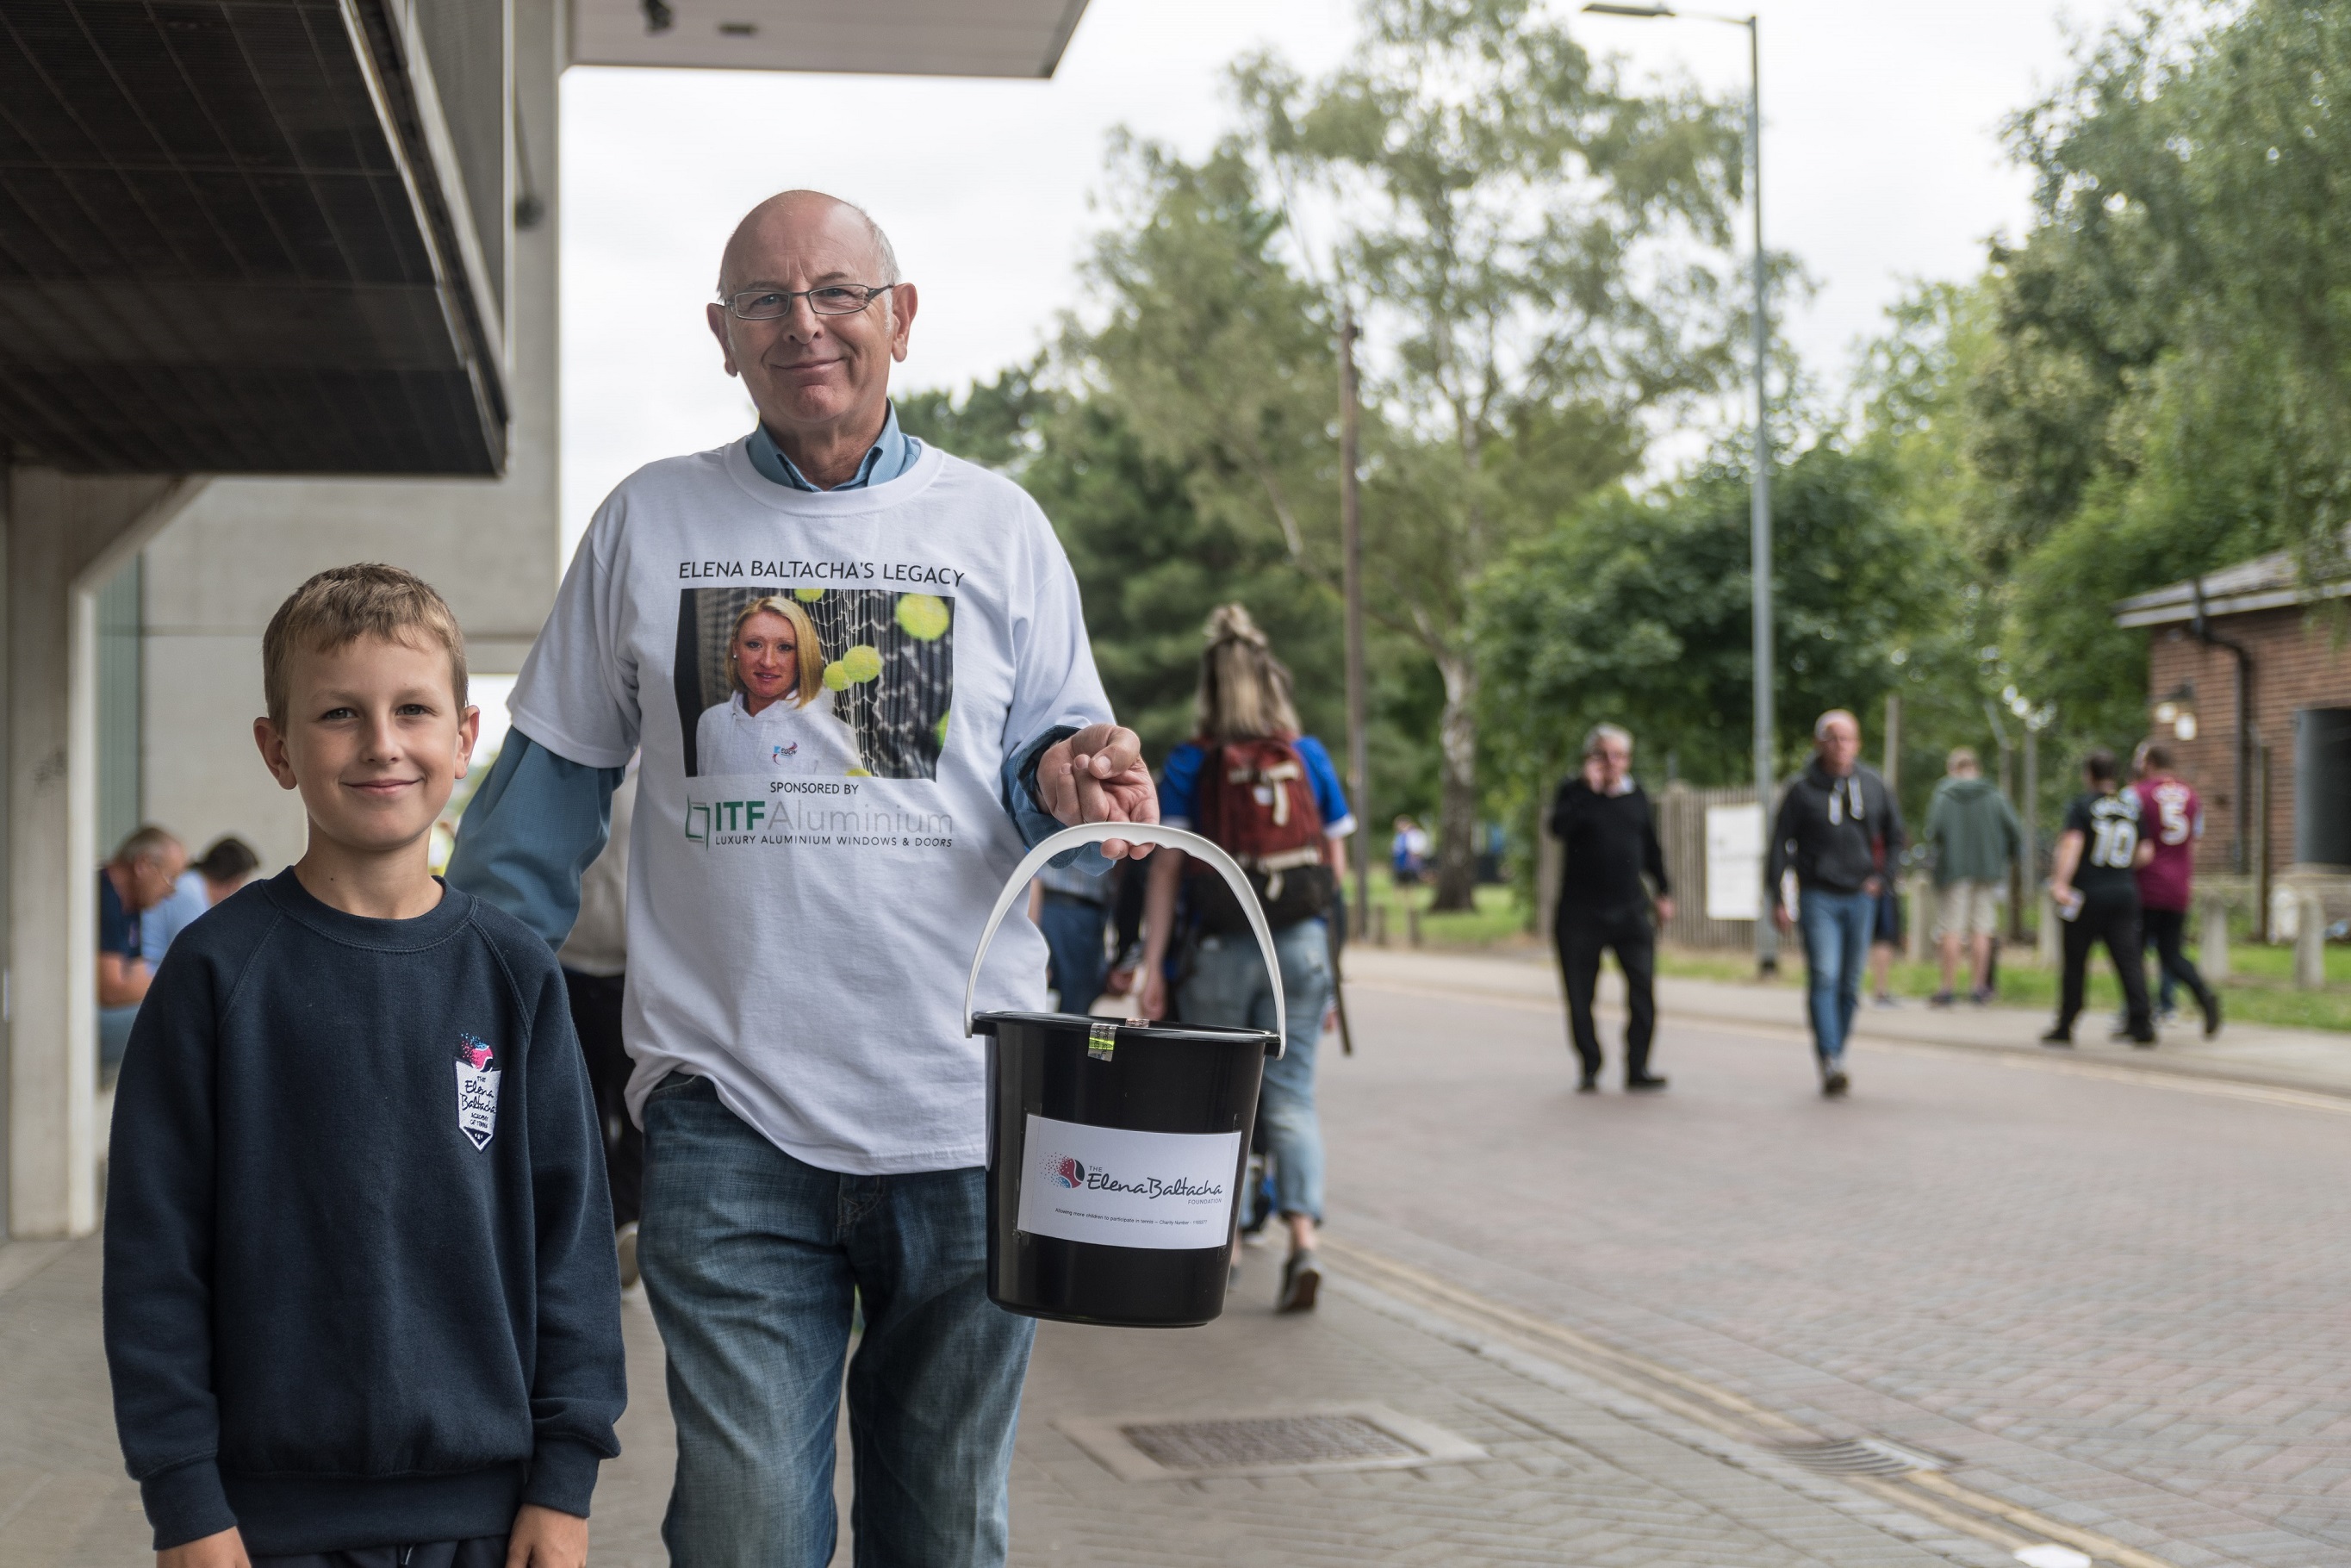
[100,826,186,1073]
[140,836,263,969]
[694,595,863,775]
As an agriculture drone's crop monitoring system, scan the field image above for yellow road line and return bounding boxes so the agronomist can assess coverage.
[1325,1235,2186,1568]
[1343,976,2351,1117]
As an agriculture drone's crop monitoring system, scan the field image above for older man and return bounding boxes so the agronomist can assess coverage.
[1549,724,1673,1092]
[1767,710,1904,1097]
[448,191,1154,1568]
[98,825,186,1073]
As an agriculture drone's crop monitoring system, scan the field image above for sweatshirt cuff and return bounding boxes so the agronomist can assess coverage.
[523,1437,606,1518]
[140,1457,236,1551]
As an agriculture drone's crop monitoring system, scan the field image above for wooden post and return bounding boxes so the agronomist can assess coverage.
[1881,692,1900,793]
[1903,872,1929,964]
[2199,890,2231,982]
[2296,888,2328,990]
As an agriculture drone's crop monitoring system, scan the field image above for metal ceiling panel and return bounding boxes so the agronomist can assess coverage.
[569,0,1090,78]
[0,0,508,475]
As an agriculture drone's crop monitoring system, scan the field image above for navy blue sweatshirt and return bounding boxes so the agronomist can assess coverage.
[103,870,625,1555]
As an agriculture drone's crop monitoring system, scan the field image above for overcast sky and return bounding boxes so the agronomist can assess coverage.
[558,0,2136,555]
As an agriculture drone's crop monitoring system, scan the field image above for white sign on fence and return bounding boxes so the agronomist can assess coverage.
[1704,803,1765,922]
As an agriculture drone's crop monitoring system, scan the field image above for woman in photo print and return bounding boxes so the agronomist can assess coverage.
[694,595,864,776]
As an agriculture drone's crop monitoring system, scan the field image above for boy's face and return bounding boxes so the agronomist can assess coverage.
[255,634,477,857]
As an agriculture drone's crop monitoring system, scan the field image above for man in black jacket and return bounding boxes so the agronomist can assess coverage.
[1552,724,1674,1092]
[1767,710,1906,1096]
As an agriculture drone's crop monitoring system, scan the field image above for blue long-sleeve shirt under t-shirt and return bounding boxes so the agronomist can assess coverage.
[103,871,625,1555]
[446,415,1094,948]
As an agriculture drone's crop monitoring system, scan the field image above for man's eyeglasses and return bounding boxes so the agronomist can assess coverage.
[722,284,896,320]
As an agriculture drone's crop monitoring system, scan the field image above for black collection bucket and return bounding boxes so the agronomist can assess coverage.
[967,823,1284,1328]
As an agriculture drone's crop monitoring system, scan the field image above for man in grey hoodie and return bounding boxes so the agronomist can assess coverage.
[1922,747,2023,1007]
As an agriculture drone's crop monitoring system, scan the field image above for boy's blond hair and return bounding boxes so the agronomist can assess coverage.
[263,564,467,729]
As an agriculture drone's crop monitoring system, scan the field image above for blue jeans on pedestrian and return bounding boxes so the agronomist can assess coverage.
[1798,888,1875,1067]
[638,1073,1035,1568]
[1036,893,1110,1013]
[1178,918,1333,1223]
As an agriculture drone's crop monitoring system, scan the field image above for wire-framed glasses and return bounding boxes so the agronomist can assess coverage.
[722,284,896,320]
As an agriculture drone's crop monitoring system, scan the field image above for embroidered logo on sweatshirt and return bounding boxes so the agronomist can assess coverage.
[454,1036,501,1150]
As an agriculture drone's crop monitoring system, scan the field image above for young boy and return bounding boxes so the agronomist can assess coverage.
[104,565,625,1568]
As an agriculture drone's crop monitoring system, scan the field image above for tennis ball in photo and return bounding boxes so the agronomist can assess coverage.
[823,660,850,691]
[794,587,824,602]
[841,644,884,683]
[895,593,950,641]
[934,708,950,749]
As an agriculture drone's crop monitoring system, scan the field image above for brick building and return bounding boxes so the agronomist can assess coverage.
[2115,550,2351,884]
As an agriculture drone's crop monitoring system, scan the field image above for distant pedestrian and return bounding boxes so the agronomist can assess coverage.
[1867,864,1904,1008]
[2131,743,2220,1036]
[2043,747,2155,1047]
[1922,747,2021,1007]
[1550,724,1673,1093]
[1036,856,1114,1012]
[1391,815,1429,886]
[1140,604,1354,1313]
[1768,710,1906,1097]
[98,825,186,1076]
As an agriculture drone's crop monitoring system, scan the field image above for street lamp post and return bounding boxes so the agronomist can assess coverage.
[1582,3,1774,972]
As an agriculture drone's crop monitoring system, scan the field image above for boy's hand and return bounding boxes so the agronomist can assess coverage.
[506,1504,588,1568]
[159,1528,250,1568]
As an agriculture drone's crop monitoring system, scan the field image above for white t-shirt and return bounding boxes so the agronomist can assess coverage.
[509,439,1110,1173]
[693,686,862,777]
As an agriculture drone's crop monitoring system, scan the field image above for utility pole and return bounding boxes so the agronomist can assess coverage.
[1743,13,1775,975]
[1340,307,1371,936]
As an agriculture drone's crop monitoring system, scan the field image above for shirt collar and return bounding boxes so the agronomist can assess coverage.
[746,401,921,491]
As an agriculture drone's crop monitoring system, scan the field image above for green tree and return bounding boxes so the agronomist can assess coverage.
[1217,0,1745,908]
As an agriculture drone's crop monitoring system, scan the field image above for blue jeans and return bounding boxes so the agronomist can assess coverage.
[638,1074,1034,1568]
[1798,888,1875,1066]
[1178,918,1333,1223]
[1036,893,1110,1013]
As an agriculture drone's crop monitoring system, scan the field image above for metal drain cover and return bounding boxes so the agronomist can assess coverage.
[1060,1403,1485,1481]
[1771,1437,1945,1478]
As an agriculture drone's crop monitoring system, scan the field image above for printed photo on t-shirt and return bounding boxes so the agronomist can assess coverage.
[674,587,954,781]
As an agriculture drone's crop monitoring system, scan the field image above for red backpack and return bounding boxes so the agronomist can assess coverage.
[1188,737,1334,930]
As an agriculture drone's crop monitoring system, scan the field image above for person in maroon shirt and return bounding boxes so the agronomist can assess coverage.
[2132,743,2221,1036]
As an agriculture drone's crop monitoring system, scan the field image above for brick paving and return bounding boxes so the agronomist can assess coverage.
[1333,949,2351,1566]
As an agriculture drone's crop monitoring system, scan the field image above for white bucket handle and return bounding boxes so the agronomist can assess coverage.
[962,822,1286,1057]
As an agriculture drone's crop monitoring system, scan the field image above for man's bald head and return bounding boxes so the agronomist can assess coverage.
[717,190,899,296]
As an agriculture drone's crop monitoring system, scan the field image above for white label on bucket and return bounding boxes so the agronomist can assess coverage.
[1015,1115,1243,1251]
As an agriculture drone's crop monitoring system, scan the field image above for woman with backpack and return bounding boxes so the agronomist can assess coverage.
[1138,605,1354,1313]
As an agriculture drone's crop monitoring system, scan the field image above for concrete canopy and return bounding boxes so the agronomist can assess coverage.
[0,0,512,476]
[571,0,1092,78]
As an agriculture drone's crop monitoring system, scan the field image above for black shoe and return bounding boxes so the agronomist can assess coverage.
[1928,990,1955,1009]
[2203,993,2223,1037]
[1626,1073,1669,1092]
[2040,1028,2074,1048]
[1577,1069,1600,1093]
[2131,1035,2157,1048]
[1821,1067,1849,1097]
[1278,1249,1322,1313]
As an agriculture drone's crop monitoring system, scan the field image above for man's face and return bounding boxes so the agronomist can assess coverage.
[706,197,916,441]
[126,847,183,912]
[1817,716,1861,775]
[254,634,477,860]
[1589,737,1632,789]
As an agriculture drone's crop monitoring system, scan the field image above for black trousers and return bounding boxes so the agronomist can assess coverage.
[2142,905,2214,1013]
[2056,889,2152,1039]
[1556,906,1657,1080]
[563,967,641,1229]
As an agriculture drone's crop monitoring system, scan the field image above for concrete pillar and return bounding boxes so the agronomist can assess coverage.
[2295,889,2328,991]
[2199,891,2230,983]
[5,469,205,1240]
